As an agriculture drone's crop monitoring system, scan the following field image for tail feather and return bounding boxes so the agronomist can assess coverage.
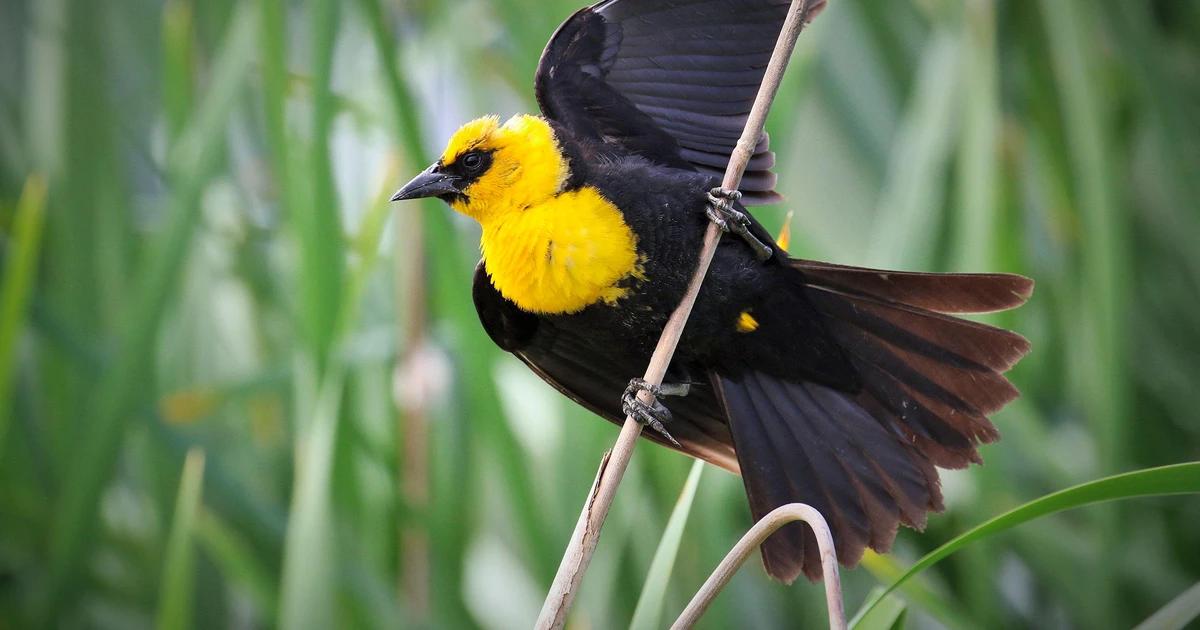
[791,259,1034,315]
[750,377,873,554]
[715,262,1031,582]
[802,383,941,526]
[807,285,1031,373]
[715,374,815,580]
[715,373,941,582]
[806,283,1028,466]
[850,363,989,468]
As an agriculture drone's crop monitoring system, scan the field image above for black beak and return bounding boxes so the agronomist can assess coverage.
[391,164,462,202]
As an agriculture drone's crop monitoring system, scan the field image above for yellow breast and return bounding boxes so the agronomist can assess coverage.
[479,186,643,314]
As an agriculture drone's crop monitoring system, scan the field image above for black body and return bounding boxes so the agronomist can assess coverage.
[468,0,1033,582]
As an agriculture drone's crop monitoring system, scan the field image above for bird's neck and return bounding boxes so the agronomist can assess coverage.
[479,187,644,315]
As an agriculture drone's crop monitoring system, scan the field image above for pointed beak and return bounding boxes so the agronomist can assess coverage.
[391,164,462,202]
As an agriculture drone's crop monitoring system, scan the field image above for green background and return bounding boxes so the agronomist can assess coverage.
[1,0,1198,628]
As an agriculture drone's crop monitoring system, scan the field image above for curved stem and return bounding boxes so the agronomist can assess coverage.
[671,503,846,630]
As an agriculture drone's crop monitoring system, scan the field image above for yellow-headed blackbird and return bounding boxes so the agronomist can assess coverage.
[393,0,1032,583]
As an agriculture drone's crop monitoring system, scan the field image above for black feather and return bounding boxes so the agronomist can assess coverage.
[715,372,940,582]
[461,0,1029,588]
[471,263,739,472]
[533,0,817,202]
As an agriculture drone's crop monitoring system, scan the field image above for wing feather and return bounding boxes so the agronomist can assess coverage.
[536,0,827,204]
[472,263,739,472]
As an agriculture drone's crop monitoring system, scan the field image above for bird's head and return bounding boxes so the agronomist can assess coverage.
[391,114,570,223]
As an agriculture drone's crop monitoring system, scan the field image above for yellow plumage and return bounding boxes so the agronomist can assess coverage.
[481,187,643,314]
[439,115,643,314]
[736,311,760,333]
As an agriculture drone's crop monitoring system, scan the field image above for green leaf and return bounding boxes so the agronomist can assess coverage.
[866,27,960,268]
[629,460,704,630]
[42,3,261,617]
[156,449,207,630]
[850,587,907,630]
[196,509,279,617]
[855,463,1200,622]
[0,175,47,456]
[858,551,974,629]
[1040,0,1129,619]
[279,366,345,630]
[294,0,345,370]
[951,0,999,272]
[161,0,195,140]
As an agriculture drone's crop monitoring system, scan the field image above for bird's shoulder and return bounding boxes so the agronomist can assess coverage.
[576,152,716,220]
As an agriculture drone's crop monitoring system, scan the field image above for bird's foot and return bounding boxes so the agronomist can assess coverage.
[706,187,773,261]
[622,378,688,447]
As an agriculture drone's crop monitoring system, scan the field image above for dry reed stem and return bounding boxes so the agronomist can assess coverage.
[535,1,828,627]
[671,503,846,630]
[394,194,430,619]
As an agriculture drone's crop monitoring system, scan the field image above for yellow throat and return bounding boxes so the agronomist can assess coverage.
[439,115,643,315]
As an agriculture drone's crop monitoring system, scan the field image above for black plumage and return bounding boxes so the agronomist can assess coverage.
[418,0,1033,583]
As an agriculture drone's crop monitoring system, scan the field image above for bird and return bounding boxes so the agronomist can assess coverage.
[392,0,1032,583]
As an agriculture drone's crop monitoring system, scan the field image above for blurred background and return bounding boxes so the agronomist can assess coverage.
[1,0,1199,628]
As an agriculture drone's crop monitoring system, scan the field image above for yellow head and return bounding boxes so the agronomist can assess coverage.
[391,114,570,223]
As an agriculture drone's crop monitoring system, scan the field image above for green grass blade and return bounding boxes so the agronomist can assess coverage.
[866,27,960,268]
[156,449,207,630]
[295,0,344,370]
[340,161,400,333]
[161,0,195,140]
[855,462,1200,622]
[279,367,345,630]
[1040,0,1127,478]
[258,0,291,194]
[1040,1,1128,621]
[24,0,65,174]
[849,587,907,630]
[858,551,974,629]
[952,0,999,271]
[0,175,47,456]
[1102,0,1200,290]
[42,2,260,618]
[629,460,704,630]
[197,509,280,618]
[357,0,561,593]
[1134,582,1200,630]
[355,0,429,161]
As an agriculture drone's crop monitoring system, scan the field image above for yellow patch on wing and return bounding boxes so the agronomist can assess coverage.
[775,210,794,252]
[736,310,759,333]
[481,185,642,314]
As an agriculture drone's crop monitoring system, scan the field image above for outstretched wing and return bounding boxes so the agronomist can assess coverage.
[472,263,738,472]
[536,0,827,205]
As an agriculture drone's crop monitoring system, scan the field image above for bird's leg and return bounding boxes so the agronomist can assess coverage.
[622,378,689,447]
[706,187,773,261]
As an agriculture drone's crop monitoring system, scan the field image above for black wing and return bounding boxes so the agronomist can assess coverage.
[472,263,738,472]
[536,0,827,205]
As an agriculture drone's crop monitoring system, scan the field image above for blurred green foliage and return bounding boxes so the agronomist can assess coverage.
[1,0,1198,628]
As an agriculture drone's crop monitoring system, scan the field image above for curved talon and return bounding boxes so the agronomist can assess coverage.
[705,188,743,232]
[622,378,681,447]
[706,187,773,261]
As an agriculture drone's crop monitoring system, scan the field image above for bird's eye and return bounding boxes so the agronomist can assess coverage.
[460,152,484,172]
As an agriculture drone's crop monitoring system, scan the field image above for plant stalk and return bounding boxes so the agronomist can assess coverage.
[535,1,826,626]
[671,503,845,630]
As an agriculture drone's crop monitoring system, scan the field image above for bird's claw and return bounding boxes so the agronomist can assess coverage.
[706,187,773,261]
[622,378,682,447]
